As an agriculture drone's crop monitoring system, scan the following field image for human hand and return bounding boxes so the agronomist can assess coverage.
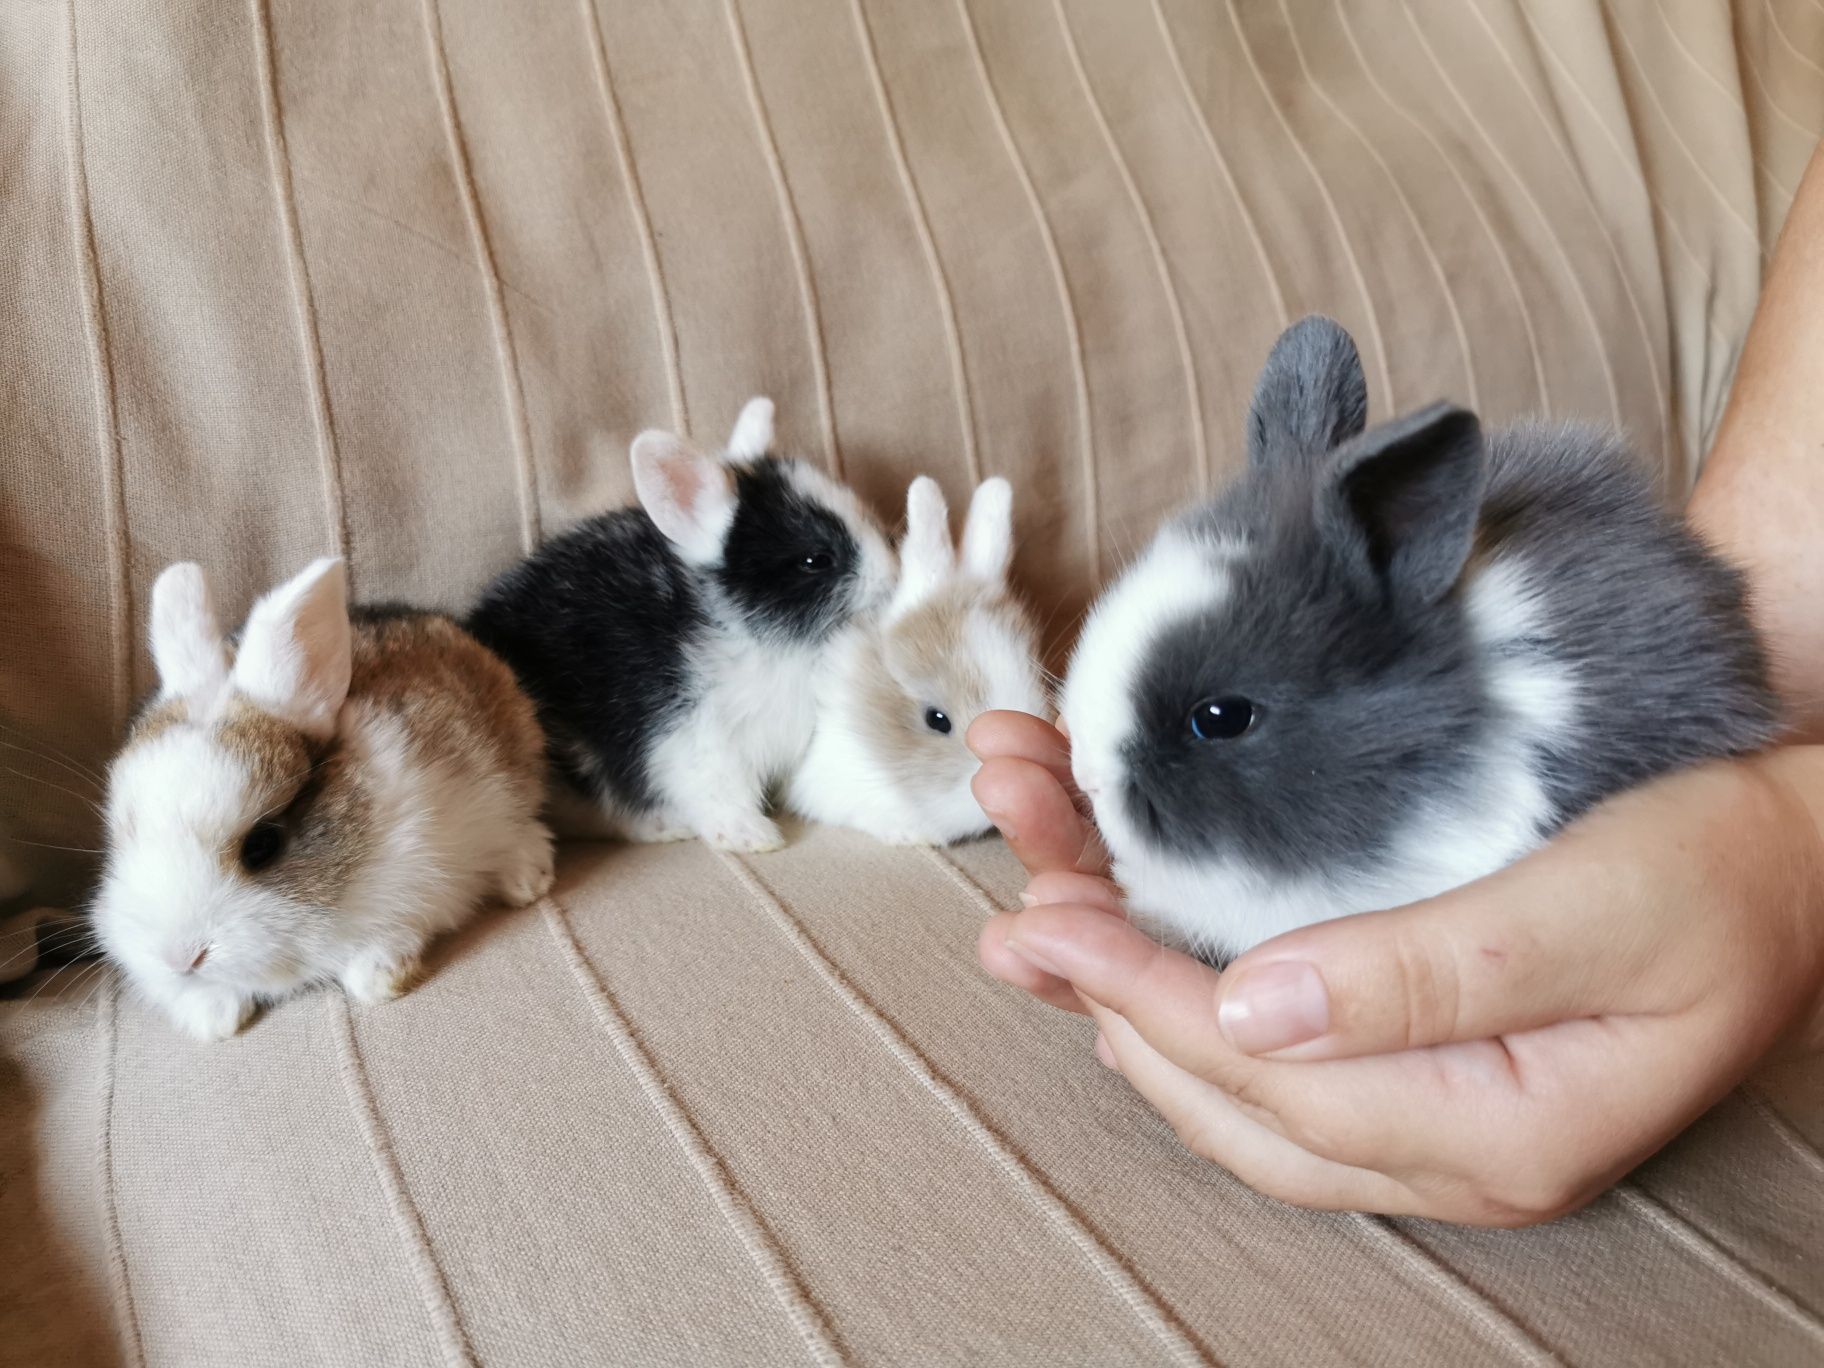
[968,710,1824,1225]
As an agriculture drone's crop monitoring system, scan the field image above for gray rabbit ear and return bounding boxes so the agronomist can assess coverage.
[1317,402,1486,608]
[1247,315,1369,469]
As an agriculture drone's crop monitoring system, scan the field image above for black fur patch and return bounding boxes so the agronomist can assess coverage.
[717,460,862,642]
[468,509,706,811]
[467,456,869,815]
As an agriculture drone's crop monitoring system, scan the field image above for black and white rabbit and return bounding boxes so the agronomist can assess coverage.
[470,399,894,852]
[1061,316,1780,962]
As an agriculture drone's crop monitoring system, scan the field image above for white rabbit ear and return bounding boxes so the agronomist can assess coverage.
[725,397,775,461]
[961,477,1014,584]
[231,558,351,741]
[149,562,230,702]
[894,476,955,613]
[631,430,737,564]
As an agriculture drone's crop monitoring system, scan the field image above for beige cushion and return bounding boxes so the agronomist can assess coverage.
[4,1,1823,1362]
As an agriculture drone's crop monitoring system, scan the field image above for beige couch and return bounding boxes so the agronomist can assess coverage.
[6,2,1824,1363]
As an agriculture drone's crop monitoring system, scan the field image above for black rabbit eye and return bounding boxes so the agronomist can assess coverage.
[799,550,836,573]
[239,821,288,873]
[924,707,952,735]
[1187,696,1256,741]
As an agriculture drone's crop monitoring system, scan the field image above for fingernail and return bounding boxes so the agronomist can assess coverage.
[1094,1032,1116,1069]
[1217,961,1330,1055]
[1004,937,1065,978]
[1018,891,1039,907]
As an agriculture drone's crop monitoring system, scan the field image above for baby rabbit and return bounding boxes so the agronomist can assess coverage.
[470,399,894,851]
[1062,316,1779,962]
[96,558,554,1040]
[786,476,1046,844]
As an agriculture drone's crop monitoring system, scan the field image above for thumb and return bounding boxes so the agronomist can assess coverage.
[1213,834,1662,1060]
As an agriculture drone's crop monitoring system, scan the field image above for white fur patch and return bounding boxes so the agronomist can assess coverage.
[1061,529,1235,804]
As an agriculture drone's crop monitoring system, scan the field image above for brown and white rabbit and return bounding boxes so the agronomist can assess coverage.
[94,558,554,1040]
[785,476,1047,844]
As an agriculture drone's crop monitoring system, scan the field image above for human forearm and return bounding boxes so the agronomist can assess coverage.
[1690,142,1824,739]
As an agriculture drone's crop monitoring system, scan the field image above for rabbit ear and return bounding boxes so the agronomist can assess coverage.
[231,558,352,740]
[1247,315,1368,470]
[894,477,955,612]
[1317,402,1486,609]
[632,430,738,564]
[149,562,230,701]
[725,396,775,461]
[960,477,1013,584]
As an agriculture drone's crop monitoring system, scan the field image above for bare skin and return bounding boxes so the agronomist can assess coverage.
[969,143,1824,1226]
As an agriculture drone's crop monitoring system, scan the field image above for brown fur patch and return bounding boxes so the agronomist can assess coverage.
[259,748,373,905]
[127,697,189,747]
[345,609,546,806]
[862,584,1023,798]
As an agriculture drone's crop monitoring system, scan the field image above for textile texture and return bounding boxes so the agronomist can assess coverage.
[3,1,1823,1363]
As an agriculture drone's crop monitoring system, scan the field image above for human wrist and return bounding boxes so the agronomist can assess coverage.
[1748,745,1824,1053]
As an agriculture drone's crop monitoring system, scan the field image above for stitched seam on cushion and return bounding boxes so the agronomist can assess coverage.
[1393,0,1624,433]
[580,0,688,436]
[1464,0,1673,457]
[1597,3,1764,255]
[849,0,980,486]
[1614,1183,1824,1341]
[1653,6,1798,197]
[724,0,842,478]
[64,0,132,725]
[331,994,478,1368]
[1333,0,1551,418]
[921,845,1005,919]
[421,0,541,553]
[1222,0,1395,415]
[954,0,1099,578]
[1052,0,1209,497]
[251,0,352,579]
[717,850,1213,1368]
[96,979,146,1367]
[1151,0,1290,330]
[1356,1216,1559,1366]
[1743,1086,1824,1179]
[540,896,849,1366]
[1275,0,1481,414]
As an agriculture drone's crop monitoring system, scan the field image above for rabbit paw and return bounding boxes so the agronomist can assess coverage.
[496,833,556,907]
[340,950,423,1006]
[167,988,254,1043]
[703,813,786,853]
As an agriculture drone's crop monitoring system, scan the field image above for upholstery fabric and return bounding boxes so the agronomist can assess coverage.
[3,1,1823,1363]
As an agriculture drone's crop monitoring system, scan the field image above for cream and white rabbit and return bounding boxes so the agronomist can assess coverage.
[787,476,1046,845]
[95,558,554,1040]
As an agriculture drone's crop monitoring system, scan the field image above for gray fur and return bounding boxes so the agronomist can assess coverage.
[1124,316,1779,888]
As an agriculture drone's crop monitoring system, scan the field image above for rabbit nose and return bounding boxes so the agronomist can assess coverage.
[167,944,208,975]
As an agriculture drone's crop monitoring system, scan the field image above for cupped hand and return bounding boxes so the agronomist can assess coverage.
[968,711,1824,1225]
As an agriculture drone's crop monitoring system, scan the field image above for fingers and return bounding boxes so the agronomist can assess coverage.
[979,911,1090,1014]
[1088,1005,1421,1215]
[1002,903,1237,1074]
[966,710,1073,787]
[1025,870,1125,918]
[971,757,1109,878]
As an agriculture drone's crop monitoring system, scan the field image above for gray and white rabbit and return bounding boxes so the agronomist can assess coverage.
[1061,316,1779,962]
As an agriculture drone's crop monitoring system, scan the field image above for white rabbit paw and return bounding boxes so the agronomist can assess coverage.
[620,810,695,844]
[496,833,557,907]
[701,812,786,853]
[340,950,423,1006]
[167,989,255,1042]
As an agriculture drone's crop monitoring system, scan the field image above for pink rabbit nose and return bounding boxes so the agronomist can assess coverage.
[167,945,208,975]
